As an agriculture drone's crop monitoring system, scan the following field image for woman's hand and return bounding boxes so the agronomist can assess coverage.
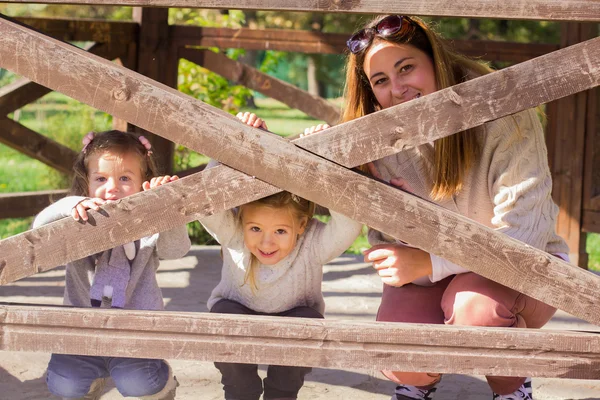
[143,175,179,191]
[71,197,106,222]
[236,112,268,130]
[300,124,330,138]
[363,244,432,286]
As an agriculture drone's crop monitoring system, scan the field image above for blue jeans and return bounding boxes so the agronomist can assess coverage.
[46,354,169,398]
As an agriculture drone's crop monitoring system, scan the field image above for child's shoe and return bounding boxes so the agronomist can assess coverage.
[392,383,438,400]
[63,377,106,400]
[492,377,533,400]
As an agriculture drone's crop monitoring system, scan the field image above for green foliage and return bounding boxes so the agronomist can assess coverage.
[587,233,600,271]
[0,218,33,239]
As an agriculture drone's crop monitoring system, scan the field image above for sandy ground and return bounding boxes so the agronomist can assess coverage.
[1,246,599,400]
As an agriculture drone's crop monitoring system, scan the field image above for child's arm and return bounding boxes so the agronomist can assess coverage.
[32,196,93,228]
[143,175,192,259]
[312,210,363,265]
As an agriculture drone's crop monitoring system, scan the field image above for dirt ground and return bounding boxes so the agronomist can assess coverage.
[1,246,599,400]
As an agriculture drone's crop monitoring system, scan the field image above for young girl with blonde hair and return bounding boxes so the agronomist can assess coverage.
[33,130,190,400]
[200,113,363,400]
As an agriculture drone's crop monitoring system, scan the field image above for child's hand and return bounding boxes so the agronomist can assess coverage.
[72,198,106,222]
[142,175,179,191]
[300,124,330,138]
[236,112,268,130]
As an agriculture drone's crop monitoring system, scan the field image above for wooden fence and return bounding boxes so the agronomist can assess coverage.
[0,1,599,380]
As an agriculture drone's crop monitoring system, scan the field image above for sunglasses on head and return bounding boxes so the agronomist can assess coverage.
[346,15,409,54]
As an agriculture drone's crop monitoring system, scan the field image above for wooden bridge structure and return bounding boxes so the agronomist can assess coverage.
[0,0,599,383]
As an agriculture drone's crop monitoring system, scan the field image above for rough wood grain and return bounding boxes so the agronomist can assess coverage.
[1,17,599,325]
[1,0,599,21]
[296,35,600,168]
[1,304,599,378]
[182,48,340,125]
[173,25,559,62]
[0,118,77,174]
[0,167,277,285]
[0,43,123,116]
[0,190,68,219]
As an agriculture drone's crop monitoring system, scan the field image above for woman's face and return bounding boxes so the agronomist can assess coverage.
[363,40,437,109]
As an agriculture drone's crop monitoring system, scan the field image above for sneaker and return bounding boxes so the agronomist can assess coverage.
[392,383,438,400]
[492,378,533,400]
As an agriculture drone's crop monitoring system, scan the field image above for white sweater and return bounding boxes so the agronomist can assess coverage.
[368,109,569,283]
[201,209,363,314]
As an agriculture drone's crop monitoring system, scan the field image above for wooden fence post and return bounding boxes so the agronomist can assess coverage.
[131,7,176,174]
[546,22,597,268]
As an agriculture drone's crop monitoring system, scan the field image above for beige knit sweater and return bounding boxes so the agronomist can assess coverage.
[369,108,569,281]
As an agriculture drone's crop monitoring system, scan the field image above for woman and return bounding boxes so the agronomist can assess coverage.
[310,15,568,400]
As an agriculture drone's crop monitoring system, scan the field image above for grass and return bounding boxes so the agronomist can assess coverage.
[2,95,599,268]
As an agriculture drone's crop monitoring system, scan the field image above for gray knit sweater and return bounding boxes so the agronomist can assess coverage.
[369,109,569,281]
[33,196,191,310]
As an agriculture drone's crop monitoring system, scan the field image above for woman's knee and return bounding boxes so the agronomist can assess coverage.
[442,274,522,327]
[381,370,441,386]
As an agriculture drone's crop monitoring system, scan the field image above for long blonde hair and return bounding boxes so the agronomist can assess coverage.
[70,130,158,196]
[237,192,315,290]
[343,16,492,200]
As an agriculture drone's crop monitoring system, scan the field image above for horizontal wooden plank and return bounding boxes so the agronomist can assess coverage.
[1,16,600,326]
[0,42,127,116]
[173,25,559,62]
[0,190,69,219]
[0,118,77,174]
[1,0,599,21]
[181,48,340,125]
[1,304,599,378]
[13,17,137,45]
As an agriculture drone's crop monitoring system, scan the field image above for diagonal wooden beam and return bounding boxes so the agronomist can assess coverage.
[0,42,128,116]
[0,118,77,174]
[1,0,599,21]
[181,48,340,125]
[0,190,69,219]
[0,16,599,325]
[172,25,559,62]
[1,303,599,379]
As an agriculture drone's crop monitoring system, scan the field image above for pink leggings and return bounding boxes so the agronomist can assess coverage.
[376,272,556,395]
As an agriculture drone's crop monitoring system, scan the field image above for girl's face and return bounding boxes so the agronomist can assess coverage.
[241,204,308,265]
[87,151,144,201]
[363,40,437,109]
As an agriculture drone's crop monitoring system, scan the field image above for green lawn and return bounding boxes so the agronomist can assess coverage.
[2,96,599,269]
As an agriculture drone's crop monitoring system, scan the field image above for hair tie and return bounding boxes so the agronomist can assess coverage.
[138,136,153,155]
[81,131,95,153]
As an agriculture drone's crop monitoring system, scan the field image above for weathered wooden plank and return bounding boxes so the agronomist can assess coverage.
[13,17,137,45]
[0,42,126,116]
[1,17,600,325]
[1,304,599,378]
[0,166,277,284]
[1,0,599,21]
[173,25,559,62]
[296,35,600,168]
[0,118,77,174]
[181,48,340,125]
[0,190,69,219]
